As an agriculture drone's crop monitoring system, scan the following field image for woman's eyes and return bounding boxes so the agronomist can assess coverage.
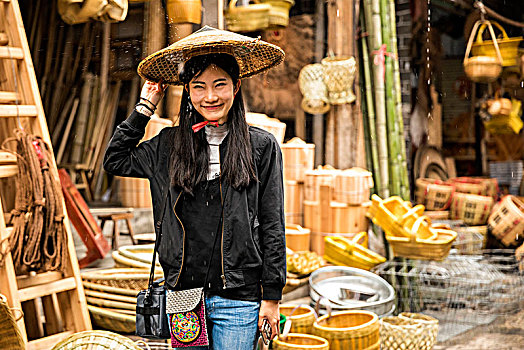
[215,83,226,88]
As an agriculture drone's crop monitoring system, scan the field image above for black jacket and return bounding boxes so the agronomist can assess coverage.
[103,111,286,300]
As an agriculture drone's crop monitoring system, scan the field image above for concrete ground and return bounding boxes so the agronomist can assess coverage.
[75,207,524,349]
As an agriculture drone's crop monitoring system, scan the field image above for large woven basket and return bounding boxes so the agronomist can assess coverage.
[464,20,503,83]
[488,195,524,247]
[380,315,437,350]
[83,281,140,297]
[415,178,454,210]
[81,268,151,290]
[321,56,357,105]
[87,305,136,334]
[398,312,439,350]
[281,137,315,182]
[323,234,385,271]
[166,0,201,24]
[0,294,24,350]
[280,304,316,334]
[386,228,457,261]
[299,64,330,114]
[312,310,380,350]
[471,21,522,67]
[334,168,373,205]
[450,192,493,225]
[225,0,270,33]
[260,0,295,28]
[51,330,142,350]
[273,333,329,350]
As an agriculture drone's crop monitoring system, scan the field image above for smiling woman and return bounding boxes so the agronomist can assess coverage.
[103,27,286,350]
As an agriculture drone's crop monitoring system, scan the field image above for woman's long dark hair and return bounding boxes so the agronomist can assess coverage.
[169,53,257,193]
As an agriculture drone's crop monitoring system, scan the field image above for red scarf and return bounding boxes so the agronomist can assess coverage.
[192,120,219,133]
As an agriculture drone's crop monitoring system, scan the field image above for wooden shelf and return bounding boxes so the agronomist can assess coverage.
[0,46,23,59]
[0,104,38,118]
[0,164,18,178]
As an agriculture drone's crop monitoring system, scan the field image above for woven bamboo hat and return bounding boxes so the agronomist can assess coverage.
[137,26,284,85]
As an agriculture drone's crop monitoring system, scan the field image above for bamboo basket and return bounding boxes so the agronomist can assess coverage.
[280,304,316,334]
[273,333,329,350]
[321,56,357,105]
[304,167,339,201]
[81,268,151,291]
[84,289,137,305]
[86,296,136,311]
[285,224,311,252]
[424,210,449,221]
[331,201,370,234]
[471,21,522,67]
[225,0,270,32]
[260,0,295,28]
[488,195,524,247]
[380,316,436,350]
[323,234,386,271]
[299,63,330,114]
[312,310,380,350]
[50,330,142,350]
[246,112,286,144]
[87,305,136,334]
[386,229,457,261]
[82,281,138,297]
[166,0,202,24]
[281,137,315,182]
[398,312,438,350]
[285,180,304,226]
[118,176,152,208]
[451,192,493,225]
[448,177,490,196]
[464,20,503,83]
[111,251,164,275]
[0,294,24,350]
[333,168,373,205]
[415,178,454,210]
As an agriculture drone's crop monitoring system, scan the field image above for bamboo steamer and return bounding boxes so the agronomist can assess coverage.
[304,167,339,201]
[333,168,373,205]
[331,201,370,234]
[312,310,380,350]
[285,180,304,225]
[246,112,286,144]
[166,0,202,24]
[273,334,329,350]
[281,137,315,182]
[488,195,524,247]
[285,224,311,252]
[280,305,316,334]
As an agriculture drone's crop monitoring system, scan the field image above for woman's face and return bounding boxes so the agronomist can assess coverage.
[188,64,239,124]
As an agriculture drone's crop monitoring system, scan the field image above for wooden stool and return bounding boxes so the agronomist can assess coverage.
[98,212,137,249]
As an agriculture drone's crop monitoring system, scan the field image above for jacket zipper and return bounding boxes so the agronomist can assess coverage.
[219,149,227,289]
[172,192,184,288]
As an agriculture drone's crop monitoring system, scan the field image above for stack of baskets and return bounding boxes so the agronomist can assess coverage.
[367,194,457,260]
[415,178,454,218]
[112,244,162,272]
[282,137,315,226]
[81,268,152,333]
[380,313,438,350]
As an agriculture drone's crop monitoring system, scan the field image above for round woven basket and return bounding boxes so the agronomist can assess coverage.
[273,333,329,350]
[299,64,330,114]
[312,310,380,350]
[380,316,433,350]
[321,56,357,105]
[463,20,503,83]
[225,0,270,32]
[50,330,141,350]
[415,178,454,211]
[398,312,439,350]
[488,195,524,247]
[280,304,316,334]
[87,305,136,334]
[0,294,24,350]
[451,192,494,225]
[81,268,151,291]
[82,281,139,297]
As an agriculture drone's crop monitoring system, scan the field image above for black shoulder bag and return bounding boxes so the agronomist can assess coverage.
[135,188,171,339]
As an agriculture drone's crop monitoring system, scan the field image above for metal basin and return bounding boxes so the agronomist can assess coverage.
[309,266,395,316]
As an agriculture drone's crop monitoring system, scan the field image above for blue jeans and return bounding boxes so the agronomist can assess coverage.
[175,295,260,350]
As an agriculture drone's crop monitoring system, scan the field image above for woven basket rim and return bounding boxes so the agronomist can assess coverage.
[137,26,284,85]
[398,312,439,325]
[87,305,136,322]
[81,268,151,281]
[82,281,140,296]
[84,289,137,304]
[50,330,141,350]
[273,333,329,348]
[313,310,378,332]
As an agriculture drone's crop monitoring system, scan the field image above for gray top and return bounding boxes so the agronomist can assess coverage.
[205,123,229,180]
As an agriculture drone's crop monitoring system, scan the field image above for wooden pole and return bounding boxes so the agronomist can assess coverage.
[313,0,325,166]
[144,0,166,115]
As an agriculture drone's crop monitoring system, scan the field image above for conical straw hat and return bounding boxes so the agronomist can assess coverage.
[137,26,285,85]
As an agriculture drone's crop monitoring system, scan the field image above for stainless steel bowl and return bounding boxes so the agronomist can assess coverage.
[309,266,395,316]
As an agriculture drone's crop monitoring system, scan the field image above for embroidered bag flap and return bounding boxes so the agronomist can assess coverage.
[166,287,204,314]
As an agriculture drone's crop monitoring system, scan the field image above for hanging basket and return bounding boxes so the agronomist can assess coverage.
[464,20,503,83]
[299,64,330,114]
[488,195,524,247]
[166,0,202,24]
[472,21,523,67]
[225,0,270,33]
[260,0,295,28]
[321,56,357,105]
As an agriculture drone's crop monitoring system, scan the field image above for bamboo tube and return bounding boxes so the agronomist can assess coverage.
[389,0,410,200]
[364,0,389,198]
[379,0,400,196]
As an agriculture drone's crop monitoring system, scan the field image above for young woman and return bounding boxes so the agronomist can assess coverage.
[104,27,286,349]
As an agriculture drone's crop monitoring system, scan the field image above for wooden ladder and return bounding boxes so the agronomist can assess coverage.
[0,0,91,349]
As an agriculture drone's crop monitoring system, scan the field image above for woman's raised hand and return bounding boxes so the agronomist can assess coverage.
[140,80,167,107]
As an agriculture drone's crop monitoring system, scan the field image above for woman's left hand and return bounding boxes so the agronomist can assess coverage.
[258,300,280,342]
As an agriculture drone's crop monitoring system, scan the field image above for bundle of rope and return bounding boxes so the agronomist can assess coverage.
[1,129,68,273]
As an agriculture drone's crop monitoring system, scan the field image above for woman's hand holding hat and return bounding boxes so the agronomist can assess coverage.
[136,81,166,116]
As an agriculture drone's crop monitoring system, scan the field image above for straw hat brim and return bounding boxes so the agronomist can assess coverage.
[137,26,285,85]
